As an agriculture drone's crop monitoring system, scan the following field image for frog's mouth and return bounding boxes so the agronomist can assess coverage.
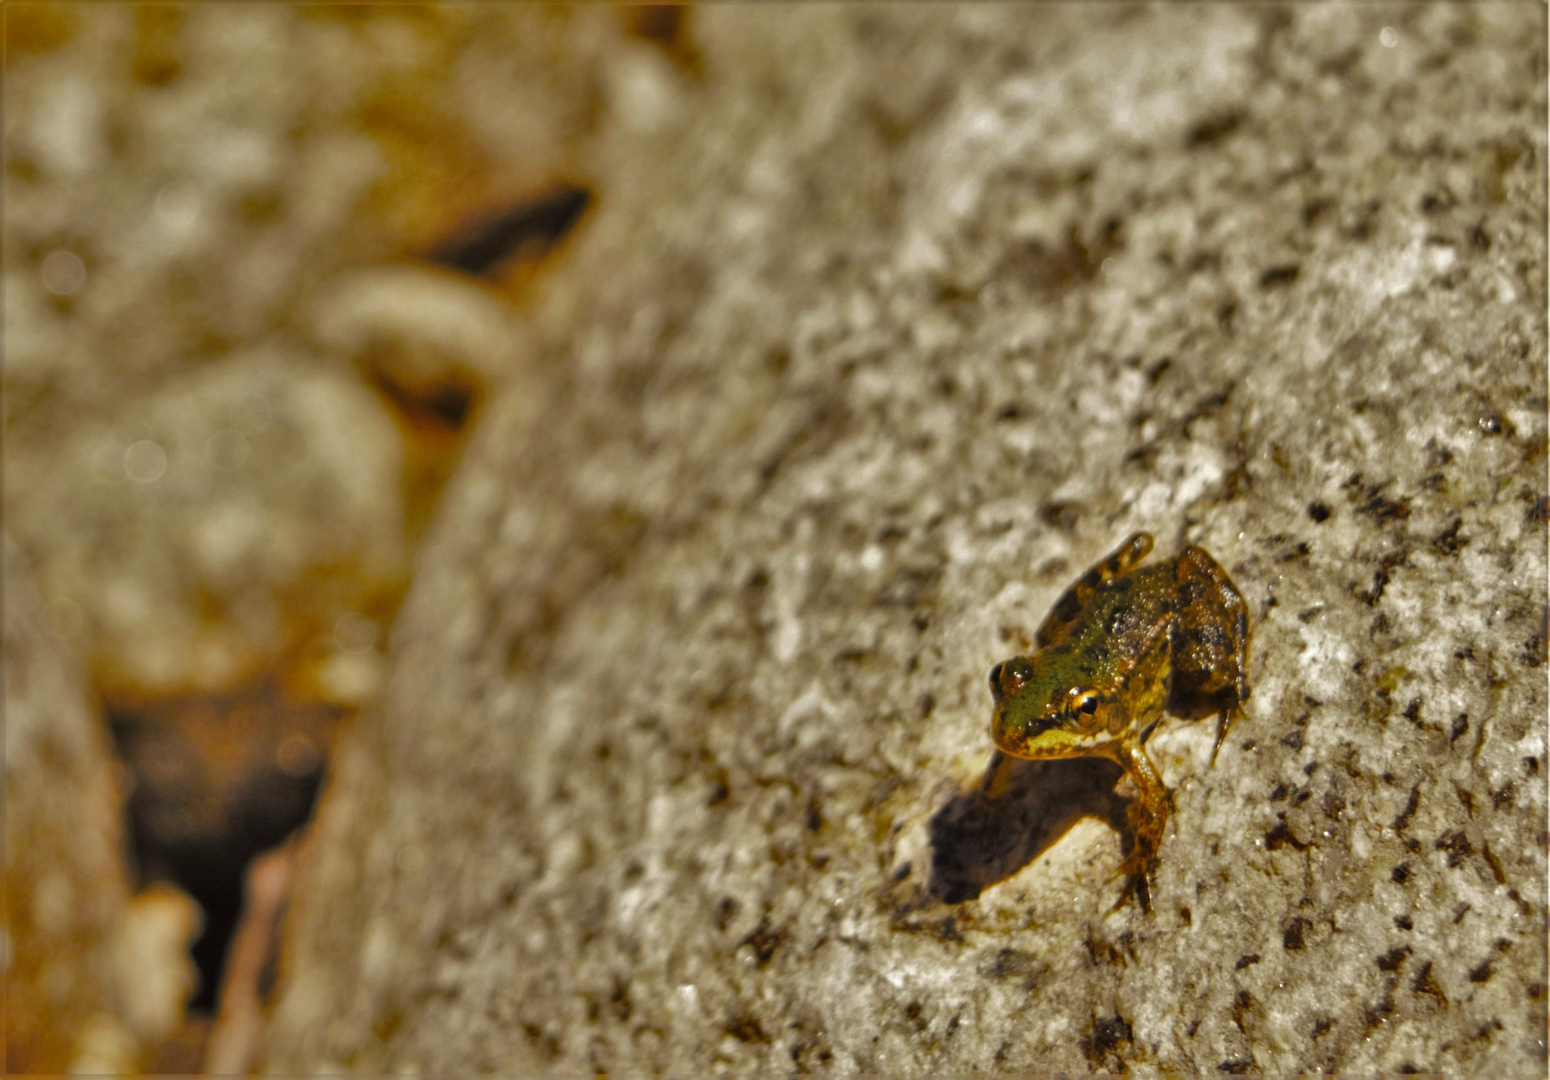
[992,706,1112,760]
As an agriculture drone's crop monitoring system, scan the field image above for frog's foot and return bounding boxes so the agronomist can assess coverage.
[1109,848,1157,913]
[1110,865,1154,914]
[1109,796,1166,913]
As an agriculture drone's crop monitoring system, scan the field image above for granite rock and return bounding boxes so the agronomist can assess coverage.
[2,4,641,700]
[267,6,1547,1075]
[3,536,198,1072]
[5,347,408,698]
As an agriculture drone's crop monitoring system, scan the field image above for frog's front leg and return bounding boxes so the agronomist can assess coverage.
[1036,532,1154,647]
[1107,737,1172,910]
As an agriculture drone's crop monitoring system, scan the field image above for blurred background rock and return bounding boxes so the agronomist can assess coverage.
[4,4,691,1069]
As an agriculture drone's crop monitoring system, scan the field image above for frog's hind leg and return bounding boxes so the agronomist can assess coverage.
[1036,532,1154,647]
[1168,544,1250,766]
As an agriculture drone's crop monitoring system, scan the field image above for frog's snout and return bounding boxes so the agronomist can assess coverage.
[991,701,1055,757]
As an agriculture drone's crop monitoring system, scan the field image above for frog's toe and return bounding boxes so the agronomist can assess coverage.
[1109,858,1156,914]
[1210,704,1244,767]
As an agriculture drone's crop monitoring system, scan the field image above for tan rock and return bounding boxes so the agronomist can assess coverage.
[3,535,159,1072]
[260,5,1545,1075]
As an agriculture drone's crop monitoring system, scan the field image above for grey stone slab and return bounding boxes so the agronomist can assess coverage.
[268,6,1547,1075]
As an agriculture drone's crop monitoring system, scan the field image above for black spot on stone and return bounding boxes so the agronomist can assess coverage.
[1265,821,1308,852]
[609,976,633,1022]
[1231,988,1254,1030]
[427,185,591,276]
[1411,960,1448,1007]
[1307,501,1331,522]
[1364,992,1396,1031]
[1522,634,1547,668]
[1283,917,1312,950]
[725,1014,768,1043]
[1435,829,1473,868]
[1432,517,1468,556]
[982,947,1040,989]
[1234,953,1261,970]
[1356,548,1409,606]
[1039,500,1082,532]
[1301,197,1334,227]
[1081,1014,1134,1069]
[1376,945,1412,971]
[1391,863,1411,884]
[1394,915,1413,930]
[1259,264,1300,288]
[1392,785,1421,832]
[740,919,784,966]
[1468,959,1493,983]
[1186,109,1244,147]
[1450,714,1469,743]
[1343,473,1412,523]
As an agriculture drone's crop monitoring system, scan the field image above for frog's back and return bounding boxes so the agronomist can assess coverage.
[1047,561,1175,688]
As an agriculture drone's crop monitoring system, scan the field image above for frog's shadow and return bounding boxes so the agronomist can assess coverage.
[928,751,1130,904]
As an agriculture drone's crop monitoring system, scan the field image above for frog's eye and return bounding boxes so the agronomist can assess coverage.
[1072,690,1099,716]
[989,658,1034,699]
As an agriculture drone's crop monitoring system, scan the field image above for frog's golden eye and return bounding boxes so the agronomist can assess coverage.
[1072,690,1099,716]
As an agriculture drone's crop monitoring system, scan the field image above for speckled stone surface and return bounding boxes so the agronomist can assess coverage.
[267,6,1547,1075]
[2,5,642,699]
[3,535,131,1071]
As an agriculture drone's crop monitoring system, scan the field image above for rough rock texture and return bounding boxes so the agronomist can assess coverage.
[3,536,130,1070]
[6,347,409,698]
[3,536,197,1073]
[268,6,1547,1075]
[3,5,654,701]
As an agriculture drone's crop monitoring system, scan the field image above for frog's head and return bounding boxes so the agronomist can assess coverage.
[988,653,1114,758]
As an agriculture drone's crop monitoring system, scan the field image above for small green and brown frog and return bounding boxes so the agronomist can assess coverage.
[987,532,1249,905]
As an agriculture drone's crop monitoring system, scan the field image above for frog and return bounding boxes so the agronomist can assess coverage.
[986,531,1249,908]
